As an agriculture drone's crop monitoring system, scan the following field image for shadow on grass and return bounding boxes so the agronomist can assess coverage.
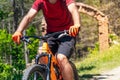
[78,73,113,80]
[78,65,95,71]
[77,65,102,80]
[78,74,99,80]
[77,65,113,80]
[78,74,100,80]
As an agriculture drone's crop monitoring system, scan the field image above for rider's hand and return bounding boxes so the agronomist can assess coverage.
[69,24,80,37]
[12,32,22,44]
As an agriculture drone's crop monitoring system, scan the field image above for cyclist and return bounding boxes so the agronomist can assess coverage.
[12,0,81,80]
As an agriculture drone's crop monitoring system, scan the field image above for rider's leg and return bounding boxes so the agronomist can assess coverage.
[56,54,74,80]
[46,34,75,80]
[55,36,75,80]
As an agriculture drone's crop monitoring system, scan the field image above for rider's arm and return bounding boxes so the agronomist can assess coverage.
[16,8,38,33]
[68,2,81,27]
[67,2,81,37]
[12,8,38,44]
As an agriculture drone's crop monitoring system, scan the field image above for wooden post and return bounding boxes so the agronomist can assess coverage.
[76,2,109,51]
[97,16,109,51]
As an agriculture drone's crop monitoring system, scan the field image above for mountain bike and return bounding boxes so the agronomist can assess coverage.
[21,30,79,80]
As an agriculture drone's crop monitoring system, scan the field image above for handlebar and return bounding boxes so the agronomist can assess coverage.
[21,30,69,43]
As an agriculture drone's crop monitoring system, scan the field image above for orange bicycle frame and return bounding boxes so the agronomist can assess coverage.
[41,41,63,80]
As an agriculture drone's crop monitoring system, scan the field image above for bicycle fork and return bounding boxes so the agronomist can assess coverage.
[35,53,52,80]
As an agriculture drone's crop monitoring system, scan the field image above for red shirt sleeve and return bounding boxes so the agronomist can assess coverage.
[66,0,75,6]
[32,0,42,11]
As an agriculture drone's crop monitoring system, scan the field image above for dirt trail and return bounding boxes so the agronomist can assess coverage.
[93,66,120,80]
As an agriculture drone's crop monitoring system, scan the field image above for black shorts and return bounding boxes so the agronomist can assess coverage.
[39,34,76,59]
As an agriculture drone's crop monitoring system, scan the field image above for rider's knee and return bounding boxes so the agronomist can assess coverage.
[56,54,68,66]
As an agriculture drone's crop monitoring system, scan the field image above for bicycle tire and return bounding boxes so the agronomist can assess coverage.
[69,61,79,80]
[22,64,46,80]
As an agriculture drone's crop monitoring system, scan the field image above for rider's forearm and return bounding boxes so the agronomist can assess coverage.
[68,2,81,27]
[16,15,31,33]
[16,8,38,33]
[72,8,81,27]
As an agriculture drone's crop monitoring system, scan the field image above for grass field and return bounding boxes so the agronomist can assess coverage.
[75,44,120,79]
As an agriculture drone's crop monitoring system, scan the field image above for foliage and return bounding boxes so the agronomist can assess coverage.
[0,0,12,21]
[109,33,118,41]
[0,29,25,79]
[88,42,99,54]
[0,27,39,79]
[0,63,13,80]
[0,29,12,56]
[0,0,42,79]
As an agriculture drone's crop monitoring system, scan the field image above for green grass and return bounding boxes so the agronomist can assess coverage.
[75,45,120,79]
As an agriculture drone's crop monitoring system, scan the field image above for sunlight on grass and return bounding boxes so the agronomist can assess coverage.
[75,45,120,76]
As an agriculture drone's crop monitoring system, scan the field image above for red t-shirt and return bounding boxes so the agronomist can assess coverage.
[32,0,74,33]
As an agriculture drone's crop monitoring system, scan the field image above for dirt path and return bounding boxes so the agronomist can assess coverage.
[93,66,120,80]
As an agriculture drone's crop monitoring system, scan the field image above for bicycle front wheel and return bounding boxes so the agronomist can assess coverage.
[22,64,46,80]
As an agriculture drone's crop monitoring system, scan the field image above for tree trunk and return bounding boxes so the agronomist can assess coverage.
[12,0,18,30]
